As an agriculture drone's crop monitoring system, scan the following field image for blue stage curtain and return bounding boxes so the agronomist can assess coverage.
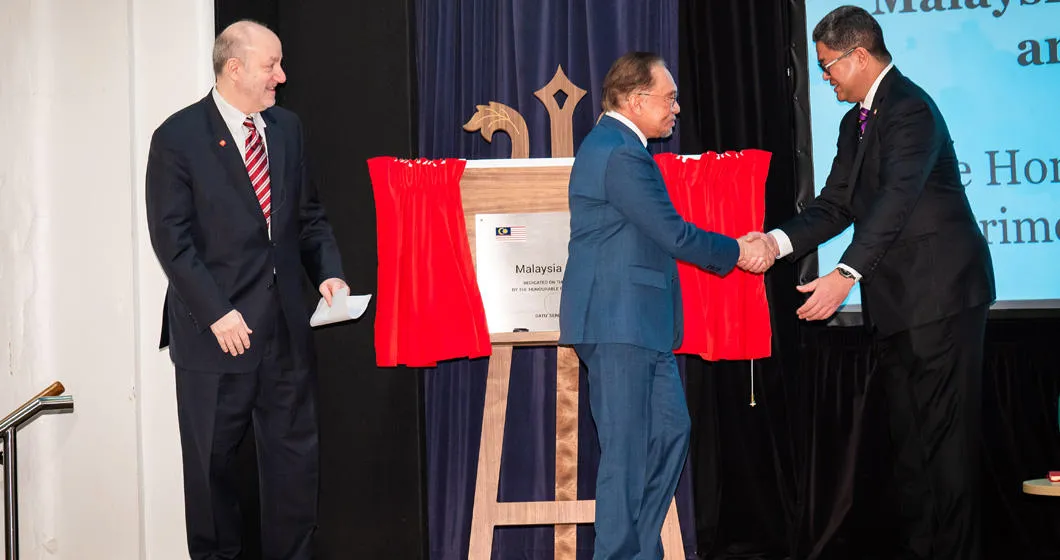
[415,1,689,558]
[416,0,679,160]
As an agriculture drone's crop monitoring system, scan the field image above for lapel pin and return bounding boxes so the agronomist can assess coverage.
[219,139,226,147]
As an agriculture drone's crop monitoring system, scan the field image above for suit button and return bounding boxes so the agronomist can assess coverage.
[266,280,274,289]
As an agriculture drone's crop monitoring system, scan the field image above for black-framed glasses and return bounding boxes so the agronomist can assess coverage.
[819,47,857,74]
[635,92,679,109]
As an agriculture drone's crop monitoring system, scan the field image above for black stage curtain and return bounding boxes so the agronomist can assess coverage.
[678,1,805,557]
[678,1,1060,559]
[215,1,428,558]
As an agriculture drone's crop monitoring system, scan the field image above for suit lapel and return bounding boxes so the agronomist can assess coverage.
[203,95,269,232]
[845,68,900,192]
[261,110,287,225]
[846,108,873,189]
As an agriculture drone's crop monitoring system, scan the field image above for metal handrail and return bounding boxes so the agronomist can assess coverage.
[1,382,75,560]
[0,381,66,433]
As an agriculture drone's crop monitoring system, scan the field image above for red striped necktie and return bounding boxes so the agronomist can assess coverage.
[243,117,271,225]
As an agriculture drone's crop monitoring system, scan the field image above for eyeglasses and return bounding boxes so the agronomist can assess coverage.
[819,47,857,74]
[635,92,679,109]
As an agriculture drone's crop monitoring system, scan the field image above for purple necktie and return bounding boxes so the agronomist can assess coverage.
[857,107,870,139]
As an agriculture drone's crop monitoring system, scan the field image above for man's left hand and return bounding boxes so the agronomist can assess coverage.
[796,270,855,321]
[319,278,349,306]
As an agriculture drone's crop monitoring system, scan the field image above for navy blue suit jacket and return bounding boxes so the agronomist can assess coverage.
[146,93,345,372]
[559,115,739,353]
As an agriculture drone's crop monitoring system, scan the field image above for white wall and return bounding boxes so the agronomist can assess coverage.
[0,0,212,558]
[131,2,215,558]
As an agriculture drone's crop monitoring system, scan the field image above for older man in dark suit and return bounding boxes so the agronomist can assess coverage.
[763,6,995,559]
[146,20,346,560]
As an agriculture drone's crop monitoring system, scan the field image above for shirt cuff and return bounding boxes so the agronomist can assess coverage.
[767,229,794,258]
[836,263,862,282]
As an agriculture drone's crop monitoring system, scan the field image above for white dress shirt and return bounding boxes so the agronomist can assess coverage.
[212,88,269,160]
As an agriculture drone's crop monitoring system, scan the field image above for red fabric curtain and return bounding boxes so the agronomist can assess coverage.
[655,150,772,361]
[367,157,491,367]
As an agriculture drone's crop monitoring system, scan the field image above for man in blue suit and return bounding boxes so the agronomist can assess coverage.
[559,52,774,559]
[146,21,346,560]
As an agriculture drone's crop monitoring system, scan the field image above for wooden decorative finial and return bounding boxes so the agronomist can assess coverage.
[533,66,587,158]
[462,102,530,158]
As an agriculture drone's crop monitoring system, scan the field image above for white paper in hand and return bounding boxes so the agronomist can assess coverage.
[309,287,371,327]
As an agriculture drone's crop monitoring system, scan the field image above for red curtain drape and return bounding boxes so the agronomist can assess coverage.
[367,157,491,367]
[368,153,768,365]
[655,150,772,361]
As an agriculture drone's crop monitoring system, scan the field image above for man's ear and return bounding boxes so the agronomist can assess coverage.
[626,94,640,114]
[855,47,870,69]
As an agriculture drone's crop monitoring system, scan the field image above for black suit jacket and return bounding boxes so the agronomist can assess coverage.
[782,68,994,336]
[146,93,344,372]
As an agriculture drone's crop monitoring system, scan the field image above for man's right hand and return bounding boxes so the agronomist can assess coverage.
[210,310,253,356]
[736,234,776,274]
[759,232,781,257]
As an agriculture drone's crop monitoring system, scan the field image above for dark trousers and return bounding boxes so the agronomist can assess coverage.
[575,343,691,560]
[175,305,318,560]
[877,304,988,560]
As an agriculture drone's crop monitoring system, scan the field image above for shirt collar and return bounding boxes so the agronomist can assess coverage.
[861,63,894,111]
[211,87,267,134]
[605,111,648,147]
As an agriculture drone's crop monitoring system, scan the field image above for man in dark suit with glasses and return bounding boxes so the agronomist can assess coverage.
[762,6,995,559]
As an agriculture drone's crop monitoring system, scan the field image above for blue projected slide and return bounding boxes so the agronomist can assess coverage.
[804,0,1060,308]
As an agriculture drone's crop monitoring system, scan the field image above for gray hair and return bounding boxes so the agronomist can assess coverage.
[212,20,269,77]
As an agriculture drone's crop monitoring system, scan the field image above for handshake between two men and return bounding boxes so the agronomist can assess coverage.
[735,231,779,275]
[732,231,857,323]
